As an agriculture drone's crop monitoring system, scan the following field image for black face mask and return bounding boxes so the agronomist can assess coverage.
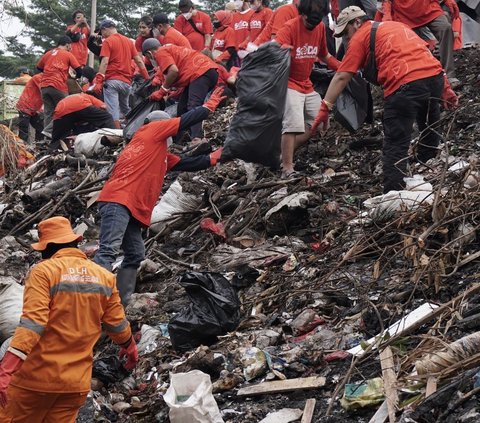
[306,12,323,29]
[213,21,222,29]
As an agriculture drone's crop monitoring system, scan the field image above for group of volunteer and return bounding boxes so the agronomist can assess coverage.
[2,0,462,421]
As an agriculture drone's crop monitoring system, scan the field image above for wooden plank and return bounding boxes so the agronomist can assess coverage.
[237,376,326,397]
[369,401,389,423]
[425,377,437,398]
[380,347,398,423]
[300,399,316,423]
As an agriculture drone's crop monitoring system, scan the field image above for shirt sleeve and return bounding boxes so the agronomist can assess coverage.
[89,96,106,108]
[317,24,329,59]
[156,50,176,74]
[130,41,138,58]
[135,36,143,53]
[225,28,237,49]
[100,38,111,58]
[337,33,368,73]
[101,278,131,345]
[274,26,290,46]
[69,52,81,69]
[37,52,49,70]
[151,117,181,140]
[202,12,213,34]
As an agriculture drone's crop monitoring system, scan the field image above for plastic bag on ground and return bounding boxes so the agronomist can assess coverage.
[220,43,290,169]
[0,276,24,343]
[164,370,224,423]
[0,336,12,360]
[340,377,385,410]
[123,98,164,141]
[74,129,124,157]
[168,272,241,352]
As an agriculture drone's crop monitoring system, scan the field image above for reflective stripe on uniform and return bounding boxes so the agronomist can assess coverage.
[103,319,129,333]
[19,317,45,335]
[50,282,113,297]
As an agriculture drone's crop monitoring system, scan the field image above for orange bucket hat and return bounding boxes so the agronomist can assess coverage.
[32,216,83,251]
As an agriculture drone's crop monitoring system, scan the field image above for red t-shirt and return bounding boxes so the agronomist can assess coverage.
[135,35,149,53]
[16,73,43,115]
[174,11,213,51]
[66,25,90,65]
[276,17,328,93]
[338,21,443,97]
[53,93,106,120]
[100,33,138,84]
[153,44,218,88]
[254,3,298,45]
[97,118,181,226]
[391,0,444,29]
[212,26,236,51]
[37,49,81,93]
[232,9,255,47]
[249,8,273,41]
[161,27,192,49]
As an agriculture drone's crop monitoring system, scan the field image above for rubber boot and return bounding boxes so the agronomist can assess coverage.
[116,267,138,307]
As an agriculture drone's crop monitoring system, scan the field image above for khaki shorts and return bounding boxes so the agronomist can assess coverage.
[282,89,322,134]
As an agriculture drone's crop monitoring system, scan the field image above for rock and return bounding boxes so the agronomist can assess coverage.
[212,370,244,393]
[255,329,281,349]
[259,408,304,423]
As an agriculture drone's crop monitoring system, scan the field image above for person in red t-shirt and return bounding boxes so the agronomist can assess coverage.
[143,39,219,142]
[174,0,213,52]
[135,16,155,53]
[275,0,340,178]
[36,36,82,138]
[232,1,255,56]
[212,10,238,69]
[240,0,273,48]
[66,10,90,66]
[153,13,192,49]
[92,20,149,128]
[50,93,115,148]
[93,90,225,305]
[254,0,299,45]
[16,73,44,142]
[313,6,458,193]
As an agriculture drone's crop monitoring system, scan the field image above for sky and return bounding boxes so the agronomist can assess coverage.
[0,0,31,53]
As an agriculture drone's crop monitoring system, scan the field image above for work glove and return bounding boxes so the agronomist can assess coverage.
[151,73,164,87]
[382,0,393,21]
[119,336,139,371]
[149,86,170,102]
[203,87,227,112]
[139,67,149,80]
[444,0,460,20]
[91,73,105,96]
[311,100,331,134]
[0,352,24,408]
[442,76,459,110]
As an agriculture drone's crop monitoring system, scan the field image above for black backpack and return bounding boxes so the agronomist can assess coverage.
[362,21,380,86]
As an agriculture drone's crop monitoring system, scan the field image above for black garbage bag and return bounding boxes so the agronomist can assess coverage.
[123,98,165,141]
[92,356,129,386]
[129,76,156,109]
[310,64,335,98]
[168,272,241,352]
[220,43,290,169]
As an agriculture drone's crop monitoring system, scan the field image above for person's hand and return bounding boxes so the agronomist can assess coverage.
[442,78,459,110]
[311,100,331,134]
[203,87,227,112]
[92,73,105,96]
[151,74,164,87]
[382,0,393,21]
[0,352,24,408]
[149,86,170,102]
[444,0,460,20]
[119,337,139,370]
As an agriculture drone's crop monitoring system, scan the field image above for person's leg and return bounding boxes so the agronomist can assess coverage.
[31,113,45,140]
[51,115,76,143]
[93,202,131,272]
[74,106,116,129]
[117,81,132,120]
[17,112,30,142]
[43,392,88,423]
[0,385,55,423]
[42,87,67,135]
[41,88,55,133]
[103,80,122,128]
[300,90,322,149]
[428,15,456,79]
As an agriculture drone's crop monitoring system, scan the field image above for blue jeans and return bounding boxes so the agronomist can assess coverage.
[94,202,145,271]
[103,80,131,120]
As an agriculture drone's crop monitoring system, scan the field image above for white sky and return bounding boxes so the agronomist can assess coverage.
[0,0,31,53]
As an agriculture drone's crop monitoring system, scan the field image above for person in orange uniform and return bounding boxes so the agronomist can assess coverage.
[381,0,459,86]
[312,6,458,193]
[143,39,219,142]
[174,0,213,52]
[212,10,238,69]
[36,36,82,139]
[92,20,149,129]
[232,1,255,55]
[16,73,44,142]
[246,0,273,45]
[275,0,340,178]
[66,10,90,66]
[51,93,115,148]
[93,90,226,304]
[0,216,137,423]
[153,13,192,49]
[135,15,155,53]
[253,0,299,45]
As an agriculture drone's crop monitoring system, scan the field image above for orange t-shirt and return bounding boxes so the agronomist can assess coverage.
[232,9,255,47]
[161,27,192,49]
[37,49,81,93]
[391,0,444,29]
[100,33,138,84]
[276,17,328,94]
[16,74,43,115]
[249,8,273,41]
[254,3,298,45]
[174,11,213,51]
[97,118,181,226]
[66,25,90,66]
[153,44,218,88]
[53,93,106,120]
[338,21,443,97]
[212,26,236,51]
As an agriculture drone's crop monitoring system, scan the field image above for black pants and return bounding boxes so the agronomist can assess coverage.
[52,106,115,142]
[18,112,43,142]
[41,86,67,134]
[382,73,444,193]
[177,69,218,139]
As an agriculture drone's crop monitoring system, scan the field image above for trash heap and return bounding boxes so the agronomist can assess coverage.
[0,47,479,423]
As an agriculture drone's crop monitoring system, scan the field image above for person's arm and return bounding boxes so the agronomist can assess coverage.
[204,33,213,49]
[97,56,109,76]
[320,53,341,71]
[323,71,354,105]
[133,53,149,79]
[66,27,82,42]
[87,36,102,56]
[162,64,179,90]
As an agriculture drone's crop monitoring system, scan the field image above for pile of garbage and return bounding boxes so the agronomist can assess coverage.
[0,47,480,423]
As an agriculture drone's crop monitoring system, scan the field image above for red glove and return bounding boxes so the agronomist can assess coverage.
[149,86,170,102]
[92,73,105,96]
[444,0,460,20]
[311,100,331,134]
[325,55,341,71]
[119,336,139,371]
[0,352,24,408]
[382,0,393,21]
[139,67,149,80]
[203,87,227,112]
[442,76,459,110]
[151,73,164,87]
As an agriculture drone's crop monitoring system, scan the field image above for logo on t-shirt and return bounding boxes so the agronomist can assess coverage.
[196,22,203,29]
[234,21,249,30]
[295,44,318,59]
[250,19,262,29]
[213,39,225,49]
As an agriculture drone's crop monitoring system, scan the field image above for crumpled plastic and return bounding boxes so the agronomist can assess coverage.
[200,218,227,239]
[340,377,385,410]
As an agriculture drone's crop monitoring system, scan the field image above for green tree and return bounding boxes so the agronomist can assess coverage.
[0,38,39,79]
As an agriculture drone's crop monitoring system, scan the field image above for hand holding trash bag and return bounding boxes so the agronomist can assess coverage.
[119,336,139,370]
[442,76,459,110]
[151,73,164,87]
[149,86,170,102]
[0,352,24,407]
[311,100,331,134]
[92,73,105,96]
[203,87,227,112]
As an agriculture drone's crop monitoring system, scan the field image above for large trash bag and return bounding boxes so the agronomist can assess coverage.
[168,272,241,352]
[310,64,335,98]
[129,76,156,109]
[220,43,290,169]
[123,98,165,141]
